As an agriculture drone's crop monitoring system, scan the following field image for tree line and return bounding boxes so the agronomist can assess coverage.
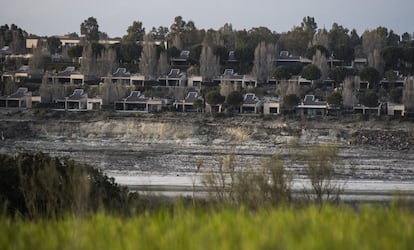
[3,16,414,77]
[2,16,414,111]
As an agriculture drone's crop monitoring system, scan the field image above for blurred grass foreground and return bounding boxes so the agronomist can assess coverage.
[1,205,413,250]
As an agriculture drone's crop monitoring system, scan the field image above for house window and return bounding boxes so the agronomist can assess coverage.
[269,107,278,114]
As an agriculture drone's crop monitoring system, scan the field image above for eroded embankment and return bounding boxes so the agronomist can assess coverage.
[1,111,414,183]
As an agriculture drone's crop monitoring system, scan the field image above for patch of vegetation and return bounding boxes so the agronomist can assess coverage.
[1,205,413,250]
[0,153,130,218]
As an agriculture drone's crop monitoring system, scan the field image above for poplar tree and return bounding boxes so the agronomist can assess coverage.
[139,34,157,79]
[157,51,170,77]
[403,77,414,109]
[312,50,329,81]
[342,76,359,109]
[312,28,329,49]
[29,39,48,73]
[252,42,278,83]
[200,43,220,81]
[97,48,117,77]
[80,43,96,79]
[362,28,387,73]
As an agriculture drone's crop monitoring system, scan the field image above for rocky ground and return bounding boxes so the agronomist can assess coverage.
[352,130,414,150]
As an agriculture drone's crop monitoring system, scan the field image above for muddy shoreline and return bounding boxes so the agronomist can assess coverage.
[1,110,414,191]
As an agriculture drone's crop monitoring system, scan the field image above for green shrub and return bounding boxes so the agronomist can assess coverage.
[0,153,129,218]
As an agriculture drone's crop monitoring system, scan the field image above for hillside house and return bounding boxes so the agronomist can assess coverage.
[55,89,88,110]
[1,66,29,83]
[49,67,84,85]
[187,75,203,90]
[174,92,203,112]
[353,103,383,116]
[214,69,257,89]
[387,103,405,117]
[115,91,147,112]
[158,69,187,87]
[272,51,312,68]
[297,95,328,116]
[241,93,262,114]
[0,88,33,109]
[115,91,167,112]
[263,98,280,115]
[170,50,190,67]
[102,68,131,85]
[87,97,103,110]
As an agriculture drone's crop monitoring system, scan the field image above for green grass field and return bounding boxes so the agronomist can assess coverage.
[1,205,413,250]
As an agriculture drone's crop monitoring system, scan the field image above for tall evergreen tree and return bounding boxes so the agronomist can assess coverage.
[122,21,145,43]
[80,17,99,43]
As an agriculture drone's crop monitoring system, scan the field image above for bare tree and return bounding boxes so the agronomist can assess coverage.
[403,77,414,110]
[139,34,157,79]
[99,78,129,105]
[362,29,387,73]
[157,51,170,77]
[80,44,116,80]
[39,79,70,103]
[200,43,220,81]
[1,79,17,96]
[362,29,387,57]
[220,78,239,98]
[171,34,183,50]
[96,48,117,77]
[80,43,96,80]
[10,29,26,54]
[218,23,236,49]
[276,80,299,100]
[342,76,359,109]
[252,42,278,83]
[303,144,344,205]
[312,49,329,81]
[61,46,70,61]
[29,40,49,73]
[368,49,385,74]
[311,28,329,48]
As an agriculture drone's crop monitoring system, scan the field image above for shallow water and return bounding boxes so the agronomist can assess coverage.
[2,136,414,200]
